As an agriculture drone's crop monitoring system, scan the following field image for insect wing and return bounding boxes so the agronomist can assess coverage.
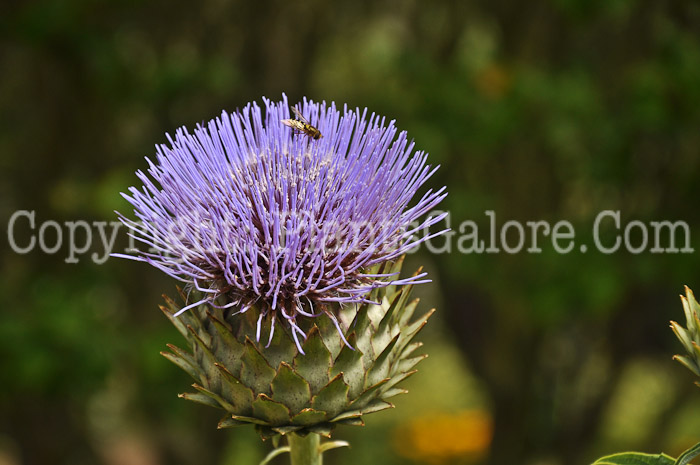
[281,119,303,131]
[290,106,310,125]
[282,106,322,139]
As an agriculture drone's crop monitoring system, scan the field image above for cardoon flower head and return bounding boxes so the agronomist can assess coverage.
[116,96,446,446]
[117,95,447,352]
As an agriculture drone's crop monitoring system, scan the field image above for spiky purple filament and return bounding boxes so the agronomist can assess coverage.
[116,95,447,352]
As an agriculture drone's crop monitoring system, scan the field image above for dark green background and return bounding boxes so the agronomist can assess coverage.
[2,1,700,464]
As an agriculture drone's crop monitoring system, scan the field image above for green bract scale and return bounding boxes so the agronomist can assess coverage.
[161,259,433,439]
[672,286,700,386]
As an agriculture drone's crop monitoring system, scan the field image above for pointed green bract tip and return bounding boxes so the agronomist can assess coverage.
[673,286,700,386]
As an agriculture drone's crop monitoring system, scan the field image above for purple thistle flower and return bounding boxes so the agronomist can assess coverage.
[116,95,447,352]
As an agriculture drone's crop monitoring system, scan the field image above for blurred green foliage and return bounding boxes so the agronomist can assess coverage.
[2,0,700,464]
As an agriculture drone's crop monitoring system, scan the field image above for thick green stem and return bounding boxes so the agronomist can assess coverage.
[288,433,322,465]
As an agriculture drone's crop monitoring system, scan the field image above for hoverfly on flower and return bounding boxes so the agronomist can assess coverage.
[281,106,322,140]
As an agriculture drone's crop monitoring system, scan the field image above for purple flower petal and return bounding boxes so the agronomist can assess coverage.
[116,95,447,350]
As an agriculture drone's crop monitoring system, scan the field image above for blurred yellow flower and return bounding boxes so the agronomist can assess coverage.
[474,64,511,100]
[392,409,493,464]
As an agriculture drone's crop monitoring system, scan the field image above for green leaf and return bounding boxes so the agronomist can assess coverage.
[395,354,427,375]
[160,302,188,338]
[271,425,303,435]
[671,321,696,356]
[252,393,292,425]
[207,312,245,366]
[294,327,332,394]
[311,373,349,417]
[400,309,435,347]
[591,452,675,465]
[693,341,700,360]
[374,292,403,348]
[330,333,365,399]
[681,292,696,331]
[366,334,400,386]
[178,391,221,409]
[397,298,420,329]
[239,338,277,394]
[351,378,389,409]
[187,325,218,369]
[291,408,328,426]
[161,345,201,382]
[316,312,342,359]
[307,423,334,437]
[398,341,424,358]
[214,363,255,414]
[217,415,247,429]
[318,440,350,453]
[191,383,235,410]
[255,424,278,440]
[231,414,271,426]
[683,287,700,333]
[330,409,363,421]
[358,398,393,415]
[255,317,297,369]
[673,355,700,377]
[271,362,312,413]
[676,441,700,465]
[365,296,387,329]
[336,417,364,426]
[379,368,418,394]
[350,305,372,353]
[381,387,408,398]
